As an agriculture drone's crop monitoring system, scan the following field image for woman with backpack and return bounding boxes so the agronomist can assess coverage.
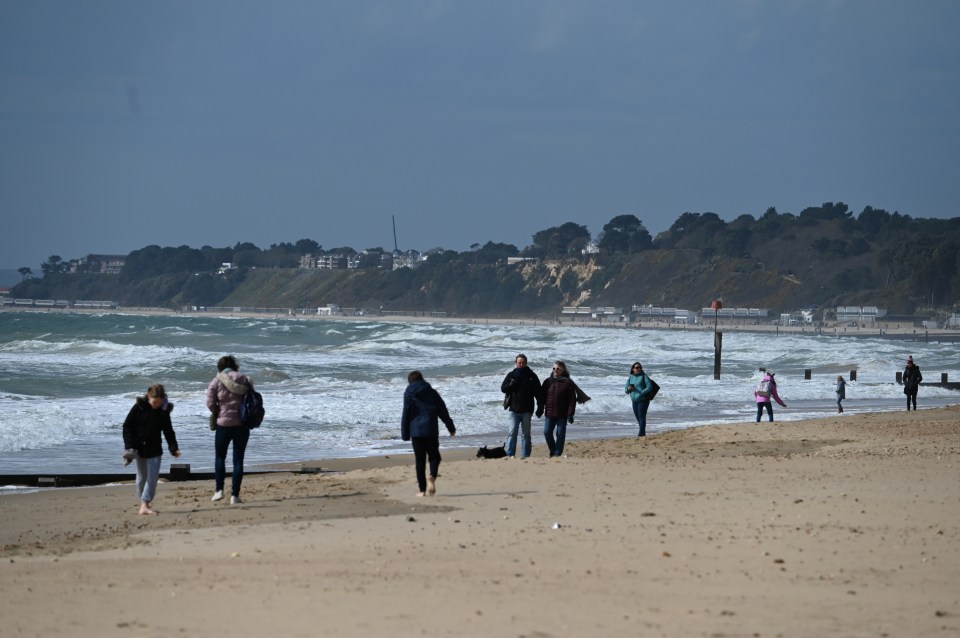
[754,370,787,422]
[206,355,255,505]
[625,361,655,437]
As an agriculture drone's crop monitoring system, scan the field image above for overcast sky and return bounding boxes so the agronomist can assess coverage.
[2,1,958,270]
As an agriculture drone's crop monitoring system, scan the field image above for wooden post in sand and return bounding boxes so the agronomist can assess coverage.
[711,298,723,380]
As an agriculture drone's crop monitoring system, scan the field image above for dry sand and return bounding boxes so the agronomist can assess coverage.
[2,406,958,637]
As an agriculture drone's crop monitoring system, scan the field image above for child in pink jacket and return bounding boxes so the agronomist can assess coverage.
[754,371,787,422]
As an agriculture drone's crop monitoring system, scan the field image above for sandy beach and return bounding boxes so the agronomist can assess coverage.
[1,406,958,637]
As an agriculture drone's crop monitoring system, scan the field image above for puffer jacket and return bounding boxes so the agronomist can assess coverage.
[401,379,455,440]
[206,369,253,427]
[122,397,178,459]
[541,375,577,418]
[903,365,923,391]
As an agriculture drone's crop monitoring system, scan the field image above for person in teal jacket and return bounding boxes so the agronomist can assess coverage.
[625,361,654,437]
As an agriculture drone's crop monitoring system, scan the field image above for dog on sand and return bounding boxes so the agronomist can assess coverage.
[476,444,507,459]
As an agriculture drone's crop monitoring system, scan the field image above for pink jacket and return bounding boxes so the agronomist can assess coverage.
[206,370,253,427]
[754,374,786,407]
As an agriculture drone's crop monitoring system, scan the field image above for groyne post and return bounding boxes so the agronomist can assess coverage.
[711,298,723,380]
[850,370,857,381]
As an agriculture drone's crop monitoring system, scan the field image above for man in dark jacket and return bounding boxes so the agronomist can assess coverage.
[500,353,544,459]
[401,370,456,496]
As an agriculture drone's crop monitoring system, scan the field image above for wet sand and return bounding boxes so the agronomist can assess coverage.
[2,405,958,637]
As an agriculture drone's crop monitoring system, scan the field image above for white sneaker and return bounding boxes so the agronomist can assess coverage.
[211,490,224,502]
[230,495,242,505]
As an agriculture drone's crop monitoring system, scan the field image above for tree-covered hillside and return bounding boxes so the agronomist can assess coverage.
[11,204,960,317]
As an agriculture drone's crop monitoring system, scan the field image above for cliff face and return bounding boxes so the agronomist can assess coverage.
[208,249,911,317]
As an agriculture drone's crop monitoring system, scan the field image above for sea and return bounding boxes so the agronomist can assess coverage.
[1,311,958,477]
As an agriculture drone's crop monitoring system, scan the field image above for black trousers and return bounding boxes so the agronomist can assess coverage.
[411,436,441,493]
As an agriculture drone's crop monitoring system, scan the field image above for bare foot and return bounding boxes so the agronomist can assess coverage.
[415,491,425,497]
[427,476,436,496]
[138,503,157,515]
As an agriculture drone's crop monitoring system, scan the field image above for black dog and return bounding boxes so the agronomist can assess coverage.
[476,444,507,459]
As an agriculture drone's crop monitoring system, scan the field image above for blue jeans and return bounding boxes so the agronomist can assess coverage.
[632,400,650,436]
[506,411,532,458]
[543,416,568,457]
[215,425,250,497]
[135,456,162,503]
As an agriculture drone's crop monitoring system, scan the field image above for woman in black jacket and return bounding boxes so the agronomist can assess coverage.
[903,355,923,410]
[122,383,180,515]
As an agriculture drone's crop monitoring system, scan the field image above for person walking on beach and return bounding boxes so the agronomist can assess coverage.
[122,383,180,515]
[903,355,923,410]
[400,370,456,497]
[625,362,655,437]
[206,355,255,504]
[835,375,846,413]
[538,360,577,457]
[754,370,787,422]
[501,353,544,459]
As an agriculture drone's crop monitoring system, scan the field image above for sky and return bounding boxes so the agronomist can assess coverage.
[2,1,959,271]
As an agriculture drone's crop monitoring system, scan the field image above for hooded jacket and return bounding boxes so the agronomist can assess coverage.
[755,374,786,406]
[206,369,253,427]
[401,379,455,440]
[122,397,178,459]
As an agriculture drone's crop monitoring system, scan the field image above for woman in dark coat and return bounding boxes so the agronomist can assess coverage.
[539,360,577,457]
[903,355,923,410]
[400,370,456,497]
[122,383,180,515]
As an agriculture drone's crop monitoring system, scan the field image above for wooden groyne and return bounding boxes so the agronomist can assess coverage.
[0,464,324,489]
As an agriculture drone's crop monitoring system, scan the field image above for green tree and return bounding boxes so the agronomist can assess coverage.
[41,255,67,275]
[17,266,33,281]
[528,222,591,258]
[598,214,653,254]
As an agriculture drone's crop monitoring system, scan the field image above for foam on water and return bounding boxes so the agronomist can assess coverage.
[1,312,957,474]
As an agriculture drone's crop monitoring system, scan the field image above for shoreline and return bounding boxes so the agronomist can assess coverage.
[1,405,958,636]
[4,304,960,340]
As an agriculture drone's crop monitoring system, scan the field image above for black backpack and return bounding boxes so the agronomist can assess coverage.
[240,389,265,428]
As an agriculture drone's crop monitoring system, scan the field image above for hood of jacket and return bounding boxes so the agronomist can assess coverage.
[217,370,250,396]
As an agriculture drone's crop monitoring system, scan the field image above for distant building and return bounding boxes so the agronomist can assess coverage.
[562,306,624,322]
[836,305,887,324]
[72,254,126,274]
[300,253,351,269]
[701,307,770,323]
[392,250,426,270]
